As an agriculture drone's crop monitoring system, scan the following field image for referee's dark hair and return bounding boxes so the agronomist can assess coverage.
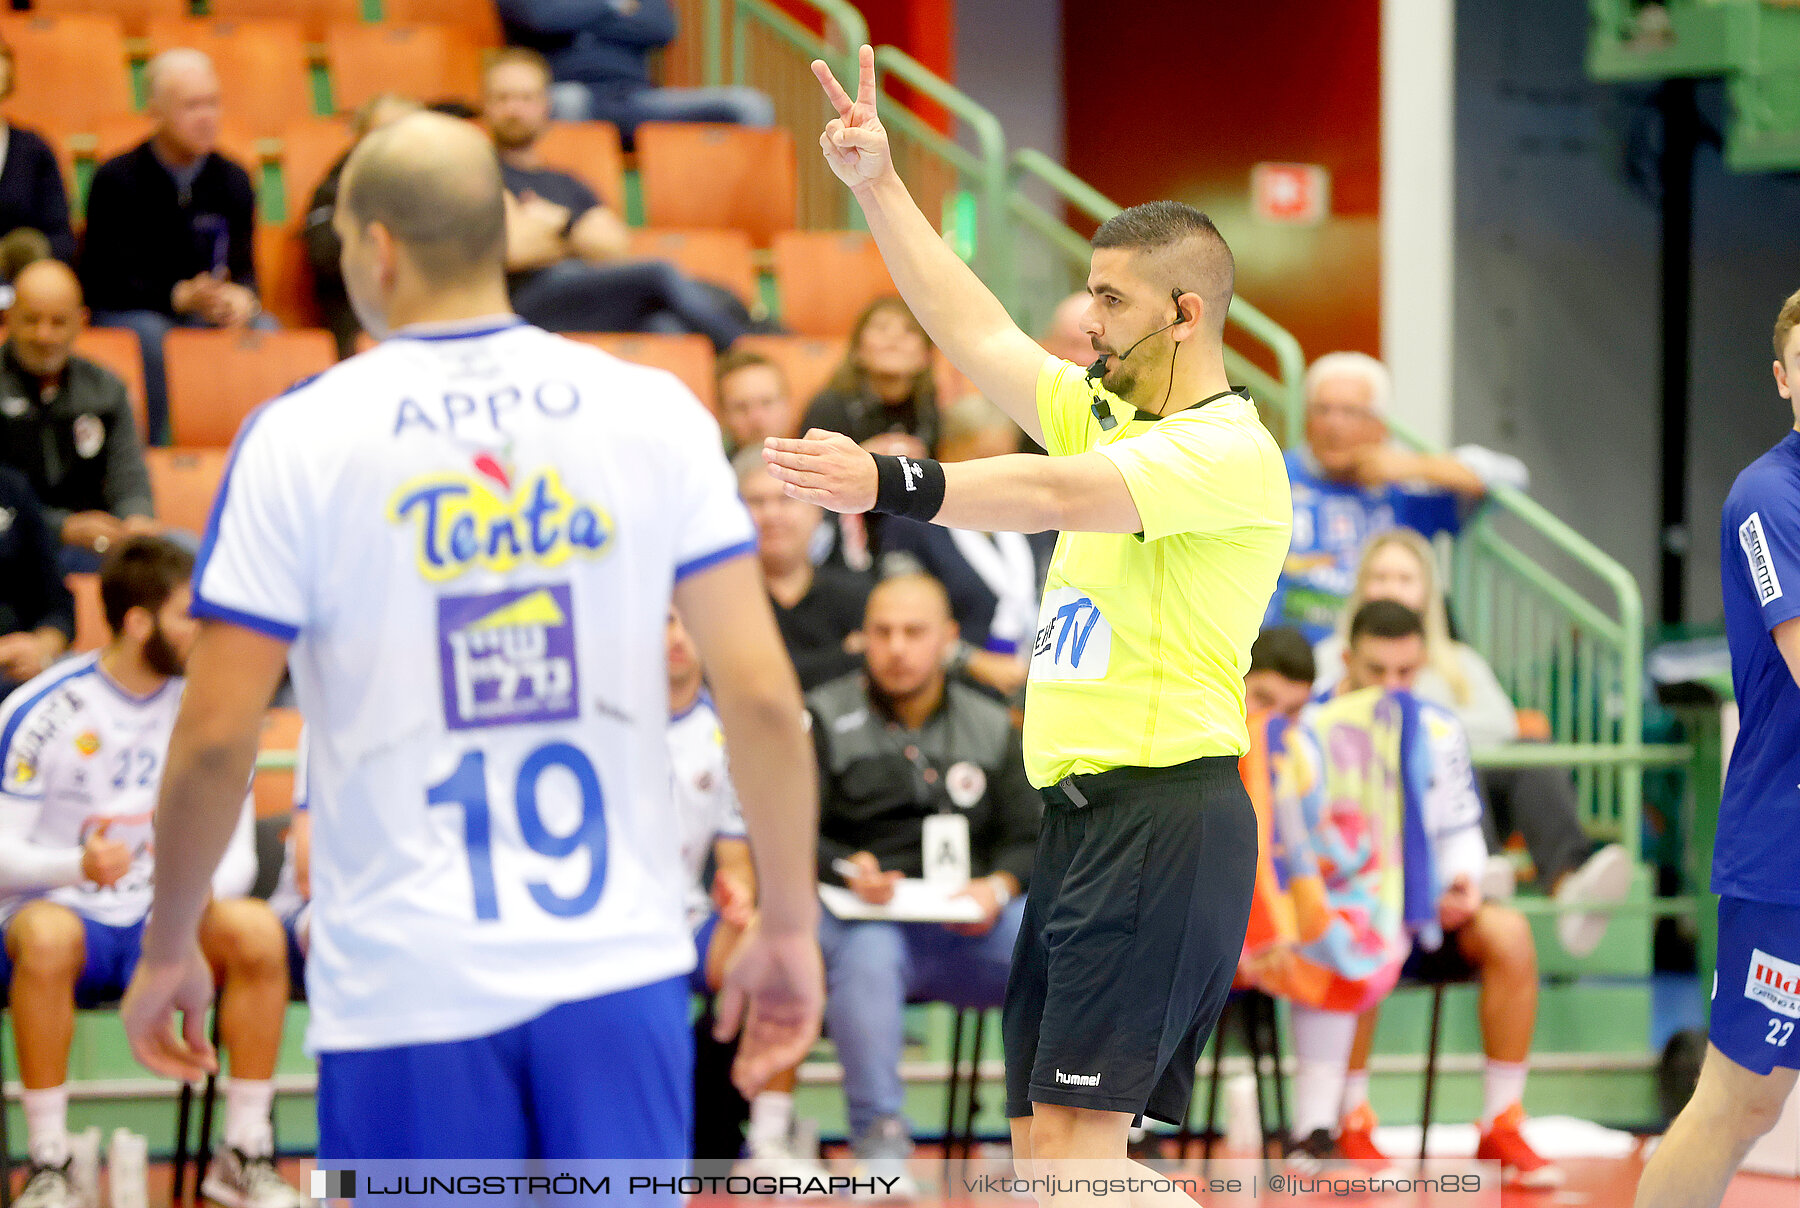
[1092,201,1235,337]
[1248,626,1315,685]
[100,536,194,633]
[1347,599,1426,646]
[340,112,506,288]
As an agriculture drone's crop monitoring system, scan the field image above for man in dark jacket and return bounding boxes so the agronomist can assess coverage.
[0,261,157,571]
[0,467,72,700]
[808,572,1038,1174]
[80,50,269,443]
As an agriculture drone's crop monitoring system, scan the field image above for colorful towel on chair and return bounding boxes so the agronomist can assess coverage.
[1239,689,1441,1011]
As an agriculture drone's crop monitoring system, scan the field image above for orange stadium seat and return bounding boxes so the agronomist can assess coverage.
[636,122,796,247]
[144,446,229,536]
[255,224,320,329]
[67,573,106,653]
[165,328,336,446]
[73,328,149,440]
[732,334,845,410]
[377,0,502,47]
[144,17,314,138]
[276,117,353,225]
[209,0,359,42]
[0,14,132,133]
[253,707,304,819]
[770,230,897,337]
[533,121,626,213]
[326,23,482,115]
[627,228,757,309]
[27,0,187,37]
[566,333,717,411]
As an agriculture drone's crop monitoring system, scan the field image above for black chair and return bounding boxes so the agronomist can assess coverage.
[1176,989,1290,1166]
[942,1006,991,1165]
[1408,970,1478,1164]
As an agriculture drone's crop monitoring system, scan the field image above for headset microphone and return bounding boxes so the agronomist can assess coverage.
[1087,288,1187,429]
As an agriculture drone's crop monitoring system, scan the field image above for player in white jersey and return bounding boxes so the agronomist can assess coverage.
[119,114,822,1162]
[0,538,303,1208]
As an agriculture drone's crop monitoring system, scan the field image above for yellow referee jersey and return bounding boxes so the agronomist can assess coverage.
[1022,356,1292,787]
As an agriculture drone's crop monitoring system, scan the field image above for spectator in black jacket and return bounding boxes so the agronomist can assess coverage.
[496,0,773,144]
[808,572,1038,1171]
[0,261,158,572]
[736,447,870,691]
[802,296,940,457]
[81,50,269,444]
[0,467,73,701]
[0,39,75,267]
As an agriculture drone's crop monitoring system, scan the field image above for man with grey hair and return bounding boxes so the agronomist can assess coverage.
[1272,349,1528,641]
[81,49,266,444]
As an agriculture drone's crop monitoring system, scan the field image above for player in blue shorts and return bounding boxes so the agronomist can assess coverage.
[115,113,823,1162]
[1634,290,1800,1208]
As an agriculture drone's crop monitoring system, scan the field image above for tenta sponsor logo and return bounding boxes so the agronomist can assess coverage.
[1745,948,1800,1018]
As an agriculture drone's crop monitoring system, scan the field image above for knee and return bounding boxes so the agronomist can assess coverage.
[1470,904,1537,979]
[6,905,84,982]
[823,923,905,989]
[202,899,286,979]
[550,81,593,121]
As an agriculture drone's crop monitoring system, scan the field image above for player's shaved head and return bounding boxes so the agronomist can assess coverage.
[341,112,506,287]
[1092,201,1234,339]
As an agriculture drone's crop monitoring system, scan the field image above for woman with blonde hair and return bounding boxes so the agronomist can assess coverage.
[1316,527,1631,958]
[1313,528,1518,746]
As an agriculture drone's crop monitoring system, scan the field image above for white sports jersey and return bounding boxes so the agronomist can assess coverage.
[668,694,745,931]
[0,653,256,927]
[192,318,757,1051]
[1417,701,1489,888]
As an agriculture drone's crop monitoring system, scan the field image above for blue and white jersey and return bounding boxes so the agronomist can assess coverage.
[1717,429,1800,905]
[0,654,255,926]
[191,317,756,1051]
[668,695,745,932]
[1415,700,1489,889]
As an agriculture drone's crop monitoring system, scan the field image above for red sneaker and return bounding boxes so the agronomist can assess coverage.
[1475,1104,1565,1188]
[1336,1102,1388,1163]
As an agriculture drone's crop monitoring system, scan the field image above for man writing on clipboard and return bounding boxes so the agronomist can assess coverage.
[808,571,1040,1174]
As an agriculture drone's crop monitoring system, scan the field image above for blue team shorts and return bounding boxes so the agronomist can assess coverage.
[0,911,144,1008]
[1710,895,1800,1075]
[688,911,721,996]
[316,975,693,1159]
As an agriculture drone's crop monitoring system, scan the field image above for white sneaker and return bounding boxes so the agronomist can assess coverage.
[848,1117,919,1201]
[16,1159,77,1208]
[68,1127,101,1208]
[733,1134,833,1196]
[1555,843,1632,958]
[201,1146,310,1208]
[104,1130,147,1208]
[1480,853,1517,902]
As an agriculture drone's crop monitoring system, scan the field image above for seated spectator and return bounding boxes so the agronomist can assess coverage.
[810,573,1037,1182]
[0,537,305,1208]
[736,449,870,690]
[0,39,75,268]
[879,396,1051,701]
[1038,290,1095,368]
[1316,530,1631,956]
[716,349,797,455]
[1323,601,1561,1187]
[81,50,271,445]
[263,725,310,998]
[0,261,160,573]
[497,0,773,142]
[303,95,424,357]
[0,468,71,701]
[802,297,939,456]
[1269,351,1526,641]
[482,48,750,351]
[1243,625,1318,722]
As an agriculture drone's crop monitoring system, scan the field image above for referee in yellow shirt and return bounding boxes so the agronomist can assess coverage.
[765,48,1291,1168]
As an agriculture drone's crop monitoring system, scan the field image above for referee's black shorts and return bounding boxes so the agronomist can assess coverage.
[1002,754,1257,1126]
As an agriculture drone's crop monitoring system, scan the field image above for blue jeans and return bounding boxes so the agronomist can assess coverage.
[92,309,278,446]
[819,896,1025,1142]
[510,258,749,351]
[550,81,775,140]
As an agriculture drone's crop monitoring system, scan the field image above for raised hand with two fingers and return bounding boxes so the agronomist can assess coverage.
[810,45,892,189]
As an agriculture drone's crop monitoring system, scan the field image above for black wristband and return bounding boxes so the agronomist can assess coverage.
[871,453,947,521]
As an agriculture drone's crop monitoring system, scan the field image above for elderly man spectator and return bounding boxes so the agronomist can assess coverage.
[879,396,1052,701]
[81,50,266,444]
[735,449,870,690]
[481,48,750,350]
[0,261,158,572]
[0,468,71,701]
[809,572,1038,1180]
[497,0,773,142]
[1270,351,1527,641]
